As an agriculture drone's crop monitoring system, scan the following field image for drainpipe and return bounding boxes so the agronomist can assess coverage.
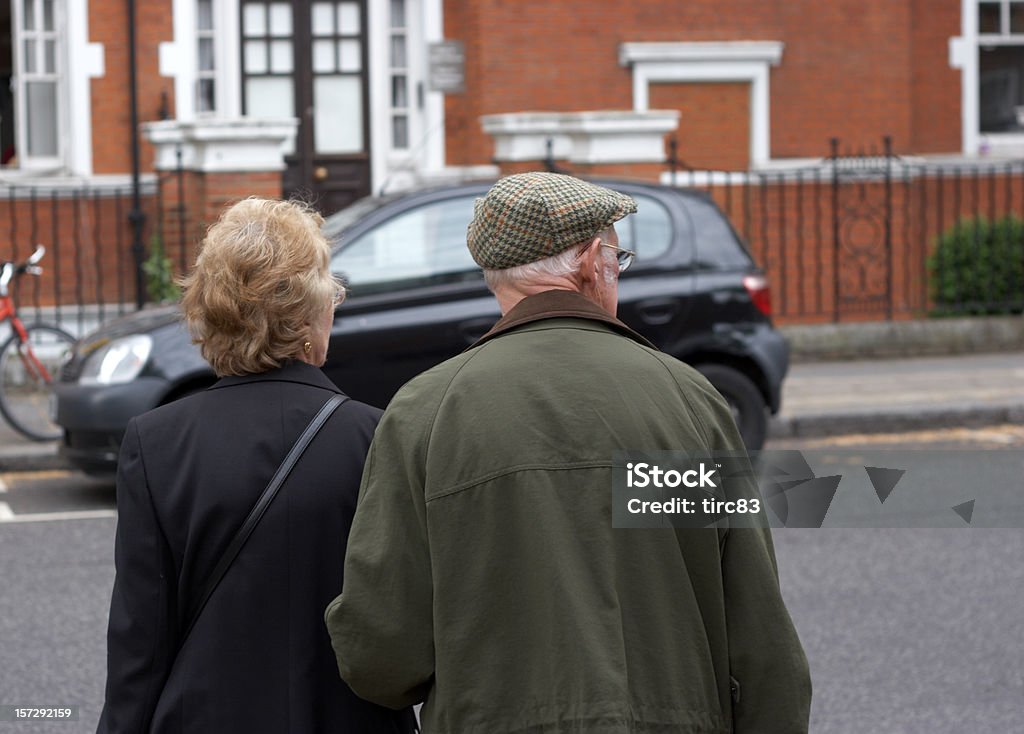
[127,0,147,309]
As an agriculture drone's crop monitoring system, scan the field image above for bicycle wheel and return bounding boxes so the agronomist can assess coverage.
[0,324,75,441]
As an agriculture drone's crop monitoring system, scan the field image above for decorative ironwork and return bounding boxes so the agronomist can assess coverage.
[830,136,895,319]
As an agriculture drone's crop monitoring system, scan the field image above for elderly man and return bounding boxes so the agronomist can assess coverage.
[326,172,811,733]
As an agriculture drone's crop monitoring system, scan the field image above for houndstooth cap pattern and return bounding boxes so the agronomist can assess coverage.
[466,172,637,270]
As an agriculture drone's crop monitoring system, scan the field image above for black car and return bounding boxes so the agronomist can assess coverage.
[55,180,788,475]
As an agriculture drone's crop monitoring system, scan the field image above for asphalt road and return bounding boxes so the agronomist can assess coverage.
[0,517,113,732]
[0,427,1022,732]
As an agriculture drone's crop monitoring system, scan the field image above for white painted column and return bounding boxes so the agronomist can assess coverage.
[163,0,197,121]
[750,65,771,168]
[217,0,242,117]
[954,0,979,156]
[422,0,446,172]
[65,0,104,175]
[368,0,389,194]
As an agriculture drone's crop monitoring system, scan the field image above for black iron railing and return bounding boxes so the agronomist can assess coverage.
[3,139,1023,334]
[663,137,1024,322]
[0,180,157,337]
[0,156,192,339]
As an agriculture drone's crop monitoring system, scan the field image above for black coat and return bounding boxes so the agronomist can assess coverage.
[98,361,415,733]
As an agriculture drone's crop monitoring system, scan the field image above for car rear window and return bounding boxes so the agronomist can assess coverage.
[616,193,673,265]
[684,196,753,270]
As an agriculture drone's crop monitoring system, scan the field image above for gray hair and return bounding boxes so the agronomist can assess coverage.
[483,227,615,292]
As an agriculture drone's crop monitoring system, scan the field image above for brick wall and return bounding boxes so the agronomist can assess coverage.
[90,0,174,174]
[155,170,285,278]
[494,161,667,181]
[445,0,962,169]
[650,82,750,171]
[0,172,283,313]
[1,189,158,310]
[910,0,962,152]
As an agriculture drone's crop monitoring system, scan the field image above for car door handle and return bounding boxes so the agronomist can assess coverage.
[458,317,496,344]
[635,298,679,325]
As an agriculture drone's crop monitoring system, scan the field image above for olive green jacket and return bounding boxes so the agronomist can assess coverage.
[326,290,810,733]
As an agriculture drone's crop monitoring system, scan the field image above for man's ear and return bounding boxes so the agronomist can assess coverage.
[577,237,601,285]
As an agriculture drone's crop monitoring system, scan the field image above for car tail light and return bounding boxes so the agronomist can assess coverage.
[743,274,772,317]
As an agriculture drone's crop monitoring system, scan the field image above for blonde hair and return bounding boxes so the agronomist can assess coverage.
[180,197,342,376]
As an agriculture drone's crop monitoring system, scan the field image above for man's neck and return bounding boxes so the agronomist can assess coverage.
[493,279,579,315]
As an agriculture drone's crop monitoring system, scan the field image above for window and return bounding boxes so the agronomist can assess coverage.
[9,0,63,166]
[310,1,364,154]
[683,196,752,270]
[615,193,673,265]
[977,0,1024,132]
[389,0,409,149]
[241,1,295,151]
[196,0,216,114]
[331,196,479,295]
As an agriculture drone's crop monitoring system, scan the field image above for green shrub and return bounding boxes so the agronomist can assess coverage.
[928,215,1024,315]
[143,233,181,304]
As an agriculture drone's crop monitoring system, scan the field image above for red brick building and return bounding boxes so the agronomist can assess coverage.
[0,1,1019,321]
[1,2,1012,198]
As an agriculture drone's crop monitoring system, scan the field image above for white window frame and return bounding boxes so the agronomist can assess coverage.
[167,0,446,191]
[370,0,447,194]
[376,0,424,171]
[956,0,1024,155]
[618,41,784,169]
[167,0,241,121]
[195,0,217,115]
[12,0,66,170]
[389,0,411,151]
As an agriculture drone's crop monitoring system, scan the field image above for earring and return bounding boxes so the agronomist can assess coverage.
[303,341,312,354]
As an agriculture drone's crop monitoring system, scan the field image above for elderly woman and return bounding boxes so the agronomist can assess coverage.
[98,199,415,733]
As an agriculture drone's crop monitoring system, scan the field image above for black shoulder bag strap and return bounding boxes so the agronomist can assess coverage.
[180,393,348,645]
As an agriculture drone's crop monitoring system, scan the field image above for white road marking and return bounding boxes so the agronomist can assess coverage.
[0,508,117,524]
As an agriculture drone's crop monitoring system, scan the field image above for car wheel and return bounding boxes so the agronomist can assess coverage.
[694,364,768,451]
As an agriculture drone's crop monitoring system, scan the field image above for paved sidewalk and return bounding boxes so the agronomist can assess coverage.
[771,351,1024,438]
[2,351,1023,472]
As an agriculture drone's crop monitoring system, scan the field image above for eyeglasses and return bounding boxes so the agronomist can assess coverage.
[600,243,636,273]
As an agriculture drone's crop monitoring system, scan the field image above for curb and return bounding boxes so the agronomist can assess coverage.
[781,316,1024,362]
[770,405,1024,439]
[3,406,1022,473]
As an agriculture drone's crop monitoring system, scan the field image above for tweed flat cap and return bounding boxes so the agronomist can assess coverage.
[467,172,637,270]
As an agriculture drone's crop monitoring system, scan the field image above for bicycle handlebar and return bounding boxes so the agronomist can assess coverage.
[0,245,47,294]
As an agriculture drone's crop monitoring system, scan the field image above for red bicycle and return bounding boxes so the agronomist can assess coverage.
[0,246,75,440]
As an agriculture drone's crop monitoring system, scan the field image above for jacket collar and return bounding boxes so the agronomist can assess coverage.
[208,359,343,394]
[472,289,655,350]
